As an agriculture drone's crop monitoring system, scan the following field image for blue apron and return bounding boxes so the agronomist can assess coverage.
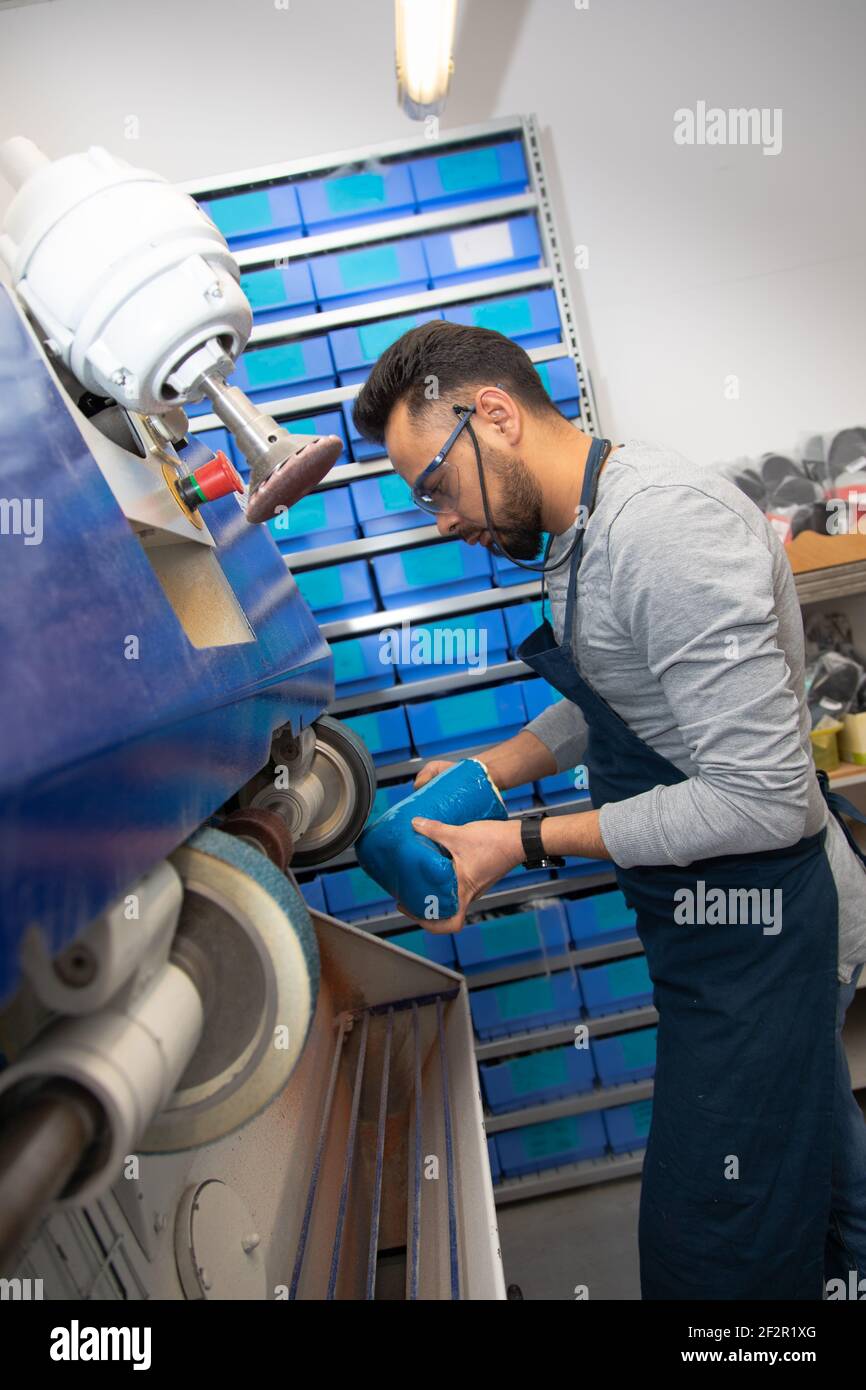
[515,438,853,1300]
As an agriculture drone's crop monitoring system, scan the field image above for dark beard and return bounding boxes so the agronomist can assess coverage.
[483,447,545,559]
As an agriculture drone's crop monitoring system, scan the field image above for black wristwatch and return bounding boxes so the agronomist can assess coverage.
[520,813,566,869]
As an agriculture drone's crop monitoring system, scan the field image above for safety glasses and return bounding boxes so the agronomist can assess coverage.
[410,403,476,515]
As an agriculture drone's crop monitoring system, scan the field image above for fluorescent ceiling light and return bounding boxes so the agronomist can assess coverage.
[395,0,458,120]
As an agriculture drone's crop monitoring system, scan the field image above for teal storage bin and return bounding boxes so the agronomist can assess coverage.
[534,356,581,420]
[497,1110,607,1177]
[407,683,527,757]
[342,706,412,767]
[294,559,377,621]
[310,237,430,311]
[448,288,561,349]
[239,261,316,324]
[407,139,529,209]
[423,215,542,288]
[504,599,545,653]
[522,676,564,721]
[372,540,491,608]
[603,1099,654,1154]
[579,954,653,1018]
[480,1041,596,1114]
[267,485,357,553]
[199,183,303,249]
[470,968,583,1040]
[330,311,443,386]
[566,890,638,948]
[392,609,508,684]
[388,926,457,968]
[455,901,571,973]
[298,165,416,233]
[322,866,396,922]
[487,1136,502,1184]
[591,1027,657,1087]
[329,633,395,696]
[349,474,427,536]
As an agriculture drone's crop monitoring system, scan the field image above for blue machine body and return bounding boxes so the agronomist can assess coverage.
[0,286,333,1003]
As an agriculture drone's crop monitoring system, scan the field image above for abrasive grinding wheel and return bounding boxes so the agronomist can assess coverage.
[240,715,377,870]
[141,828,319,1153]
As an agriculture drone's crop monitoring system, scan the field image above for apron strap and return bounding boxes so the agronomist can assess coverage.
[562,437,610,639]
[818,768,866,868]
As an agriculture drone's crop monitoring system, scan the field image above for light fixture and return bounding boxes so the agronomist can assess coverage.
[395,0,458,121]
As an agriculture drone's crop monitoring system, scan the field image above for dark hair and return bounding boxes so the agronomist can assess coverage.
[352,319,560,445]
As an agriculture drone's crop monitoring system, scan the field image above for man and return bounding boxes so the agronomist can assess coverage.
[350,320,866,1300]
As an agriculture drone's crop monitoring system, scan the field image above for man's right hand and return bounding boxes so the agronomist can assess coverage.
[413,759,456,790]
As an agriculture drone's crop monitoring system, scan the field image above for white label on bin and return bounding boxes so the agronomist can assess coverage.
[450,221,514,270]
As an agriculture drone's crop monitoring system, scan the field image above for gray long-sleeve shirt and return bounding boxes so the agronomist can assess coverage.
[523,439,866,983]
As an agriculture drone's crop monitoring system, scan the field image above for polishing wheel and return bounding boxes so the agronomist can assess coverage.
[239,715,377,870]
[143,828,320,1152]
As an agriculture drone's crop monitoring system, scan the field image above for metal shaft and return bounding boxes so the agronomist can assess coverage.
[0,1081,104,1275]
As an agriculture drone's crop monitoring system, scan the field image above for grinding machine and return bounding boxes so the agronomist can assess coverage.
[0,138,504,1301]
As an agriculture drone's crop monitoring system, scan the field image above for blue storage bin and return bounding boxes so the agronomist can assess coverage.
[298,875,326,914]
[480,1042,595,1115]
[470,968,583,1040]
[342,706,412,767]
[230,335,337,405]
[392,609,508,684]
[500,782,535,810]
[487,1135,502,1184]
[343,402,394,462]
[366,781,414,824]
[407,139,529,209]
[329,633,395,696]
[407,683,527,757]
[423,215,542,289]
[591,1026,658,1088]
[578,954,653,1018]
[455,901,570,973]
[491,533,549,586]
[322,866,396,922]
[566,890,638,948]
[536,768,590,806]
[388,926,456,968]
[372,540,491,609]
[267,484,357,553]
[504,599,545,653]
[603,1099,654,1154]
[330,311,443,386]
[310,238,430,311]
[497,1109,607,1177]
[448,288,561,349]
[199,184,303,250]
[276,410,348,467]
[557,856,611,878]
[298,165,416,234]
[522,676,564,721]
[534,356,581,420]
[294,558,377,621]
[239,262,316,324]
[349,474,426,537]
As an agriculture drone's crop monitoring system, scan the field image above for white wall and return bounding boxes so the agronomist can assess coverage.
[1,0,863,466]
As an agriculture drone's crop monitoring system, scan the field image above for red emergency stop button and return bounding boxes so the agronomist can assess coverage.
[176,450,244,510]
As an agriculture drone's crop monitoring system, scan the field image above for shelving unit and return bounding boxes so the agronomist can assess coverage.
[182,116,866,1207]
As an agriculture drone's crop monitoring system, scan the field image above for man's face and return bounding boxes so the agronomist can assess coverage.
[385,396,545,559]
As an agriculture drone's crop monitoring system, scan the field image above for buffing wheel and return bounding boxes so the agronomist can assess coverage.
[245,433,343,525]
[142,828,319,1152]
